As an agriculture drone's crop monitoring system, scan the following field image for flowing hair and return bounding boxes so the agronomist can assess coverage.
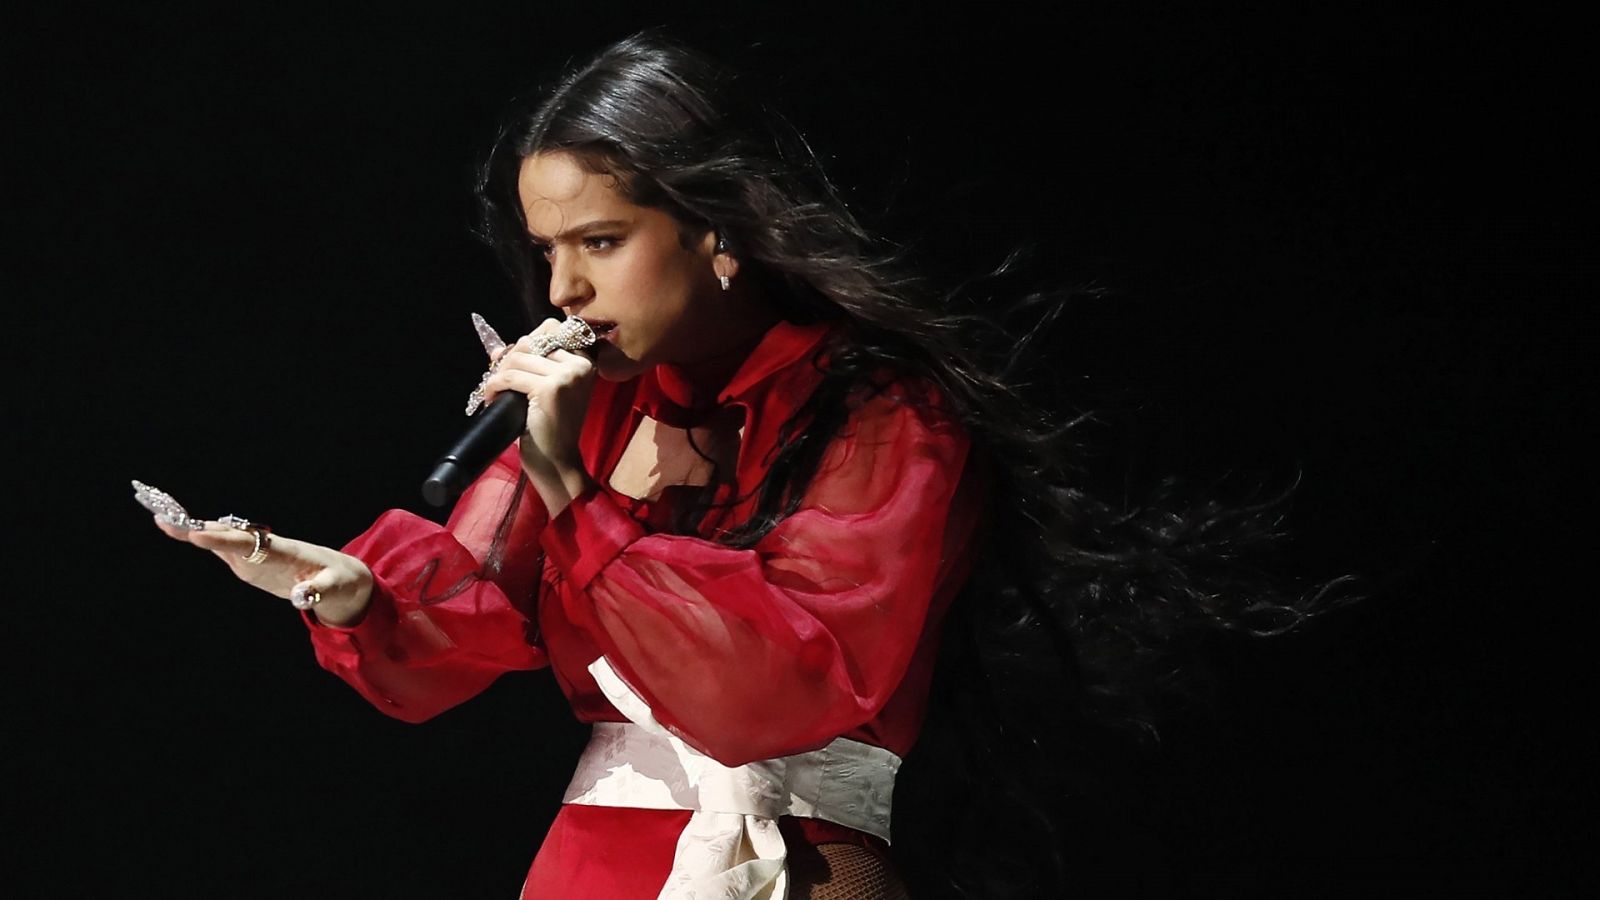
[475,30,1357,897]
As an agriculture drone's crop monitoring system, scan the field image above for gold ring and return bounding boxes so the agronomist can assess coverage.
[241,527,271,564]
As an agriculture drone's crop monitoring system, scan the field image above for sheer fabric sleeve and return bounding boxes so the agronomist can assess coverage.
[541,385,978,765]
[304,444,551,723]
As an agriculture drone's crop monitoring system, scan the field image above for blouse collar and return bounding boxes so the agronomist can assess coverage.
[635,319,834,424]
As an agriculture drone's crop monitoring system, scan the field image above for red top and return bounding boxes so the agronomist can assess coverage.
[305,319,986,767]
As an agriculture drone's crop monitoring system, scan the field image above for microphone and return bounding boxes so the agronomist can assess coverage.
[421,317,597,507]
[421,391,528,507]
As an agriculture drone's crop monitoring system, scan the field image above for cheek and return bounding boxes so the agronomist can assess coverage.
[643,246,700,294]
[627,247,701,323]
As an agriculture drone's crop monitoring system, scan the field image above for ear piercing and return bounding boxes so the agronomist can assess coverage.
[715,234,731,289]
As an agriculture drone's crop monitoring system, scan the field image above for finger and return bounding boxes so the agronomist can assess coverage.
[544,348,595,372]
[514,319,563,350]
[493,351,567,376]
[485,352,592,400]
[482,351,559,400]
[153,516,202,542]
[150,516,242,549]
[187,520,260,557]
[198,529,327,595]
[481,368,544,408]
[288,564,344,612]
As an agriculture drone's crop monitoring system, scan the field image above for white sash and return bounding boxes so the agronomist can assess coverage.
[562,656,901,900]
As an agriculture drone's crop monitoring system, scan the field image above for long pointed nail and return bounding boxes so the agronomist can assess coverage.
[464,371,491,416]
[472,313,507,359]
[132,479,205,530]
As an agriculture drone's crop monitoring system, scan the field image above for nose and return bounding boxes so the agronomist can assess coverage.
[548,249,591,312]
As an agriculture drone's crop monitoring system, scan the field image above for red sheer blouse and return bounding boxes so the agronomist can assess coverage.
[305,319,985,767]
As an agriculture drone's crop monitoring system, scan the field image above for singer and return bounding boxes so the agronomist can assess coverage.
[142,31,1348,899]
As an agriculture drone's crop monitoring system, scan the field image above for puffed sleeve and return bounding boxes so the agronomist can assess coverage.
[541,383,979,765]
[305,444,550,723]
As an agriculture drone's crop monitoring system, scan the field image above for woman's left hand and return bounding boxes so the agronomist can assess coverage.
[481,317,599,514]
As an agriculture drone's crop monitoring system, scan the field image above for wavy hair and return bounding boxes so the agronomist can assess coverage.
[475,31,1356,897]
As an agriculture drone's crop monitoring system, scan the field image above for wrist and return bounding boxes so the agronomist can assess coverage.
[305,573,371,624]
[527,461,592,518]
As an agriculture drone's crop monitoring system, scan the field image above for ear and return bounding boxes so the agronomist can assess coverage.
[703,230,740,282]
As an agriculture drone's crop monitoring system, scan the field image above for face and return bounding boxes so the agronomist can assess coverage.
[517,151,728,382]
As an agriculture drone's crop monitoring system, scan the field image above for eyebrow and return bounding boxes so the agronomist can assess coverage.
[526,219,631,243]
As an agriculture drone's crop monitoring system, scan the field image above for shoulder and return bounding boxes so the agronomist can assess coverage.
[797,369,973,515]
[812,369,969,487]
[845,367,964,439]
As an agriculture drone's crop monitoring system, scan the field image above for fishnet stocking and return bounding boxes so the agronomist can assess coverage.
[787,842,911,900]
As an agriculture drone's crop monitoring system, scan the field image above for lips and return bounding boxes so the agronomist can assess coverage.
[584,319,618,342]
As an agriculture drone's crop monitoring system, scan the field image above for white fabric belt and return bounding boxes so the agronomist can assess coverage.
[561,656,902,900]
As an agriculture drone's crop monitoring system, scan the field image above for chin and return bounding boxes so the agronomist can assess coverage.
[596,355,647,383]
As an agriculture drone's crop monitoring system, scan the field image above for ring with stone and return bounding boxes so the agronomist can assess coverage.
[532,318,596,358]
[553,317,596,353]
[290,585,322,610]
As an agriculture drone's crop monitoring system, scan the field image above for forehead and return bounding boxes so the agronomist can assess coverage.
[517,152,628,238]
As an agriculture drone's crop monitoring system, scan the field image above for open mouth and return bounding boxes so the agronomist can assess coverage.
[585,320,618,341]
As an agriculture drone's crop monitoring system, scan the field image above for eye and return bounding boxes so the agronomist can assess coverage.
[582,235,620,252]
[531,241,554,260]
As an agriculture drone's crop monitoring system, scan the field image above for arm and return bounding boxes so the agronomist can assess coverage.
[306,444,551,723]
[543,387,981,765]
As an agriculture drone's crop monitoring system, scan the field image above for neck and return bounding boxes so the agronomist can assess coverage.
[673,291,780,404]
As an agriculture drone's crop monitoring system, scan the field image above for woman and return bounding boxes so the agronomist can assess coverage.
[139,31,1343,899]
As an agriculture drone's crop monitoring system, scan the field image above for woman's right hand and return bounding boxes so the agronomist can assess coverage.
[151,516,374,627]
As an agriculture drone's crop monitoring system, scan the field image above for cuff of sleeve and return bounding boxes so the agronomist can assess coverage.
[301,571,399,655]
[539,487,644,592]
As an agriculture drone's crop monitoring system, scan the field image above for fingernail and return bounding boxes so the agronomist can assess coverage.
[465,371,490,415]
[132,479,195,528]
[472,313,507,359]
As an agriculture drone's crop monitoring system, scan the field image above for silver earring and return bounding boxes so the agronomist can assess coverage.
[719,275,731,291]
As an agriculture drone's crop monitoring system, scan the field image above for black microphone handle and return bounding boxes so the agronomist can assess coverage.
[421,390,528,507]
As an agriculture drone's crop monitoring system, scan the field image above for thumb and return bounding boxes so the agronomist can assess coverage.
[285,552,372,626]
[288,571,335,613]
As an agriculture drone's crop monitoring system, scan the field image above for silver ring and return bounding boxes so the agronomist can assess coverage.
[462,317,595,416]
[532,317,597,357]
[554,316,597,353]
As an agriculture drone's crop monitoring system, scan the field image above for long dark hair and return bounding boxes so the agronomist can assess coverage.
[477,31,1355,897]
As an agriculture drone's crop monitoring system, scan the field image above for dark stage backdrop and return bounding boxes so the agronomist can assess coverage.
[10,4,1581,897]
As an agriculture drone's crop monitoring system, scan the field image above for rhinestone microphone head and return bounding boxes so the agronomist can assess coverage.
[555,316,598,354]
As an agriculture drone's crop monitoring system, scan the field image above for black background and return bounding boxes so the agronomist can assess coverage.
[10,2,1583,897]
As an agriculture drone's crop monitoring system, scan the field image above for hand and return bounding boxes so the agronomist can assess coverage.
[481,317,599,513]
[150,514,374,627]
